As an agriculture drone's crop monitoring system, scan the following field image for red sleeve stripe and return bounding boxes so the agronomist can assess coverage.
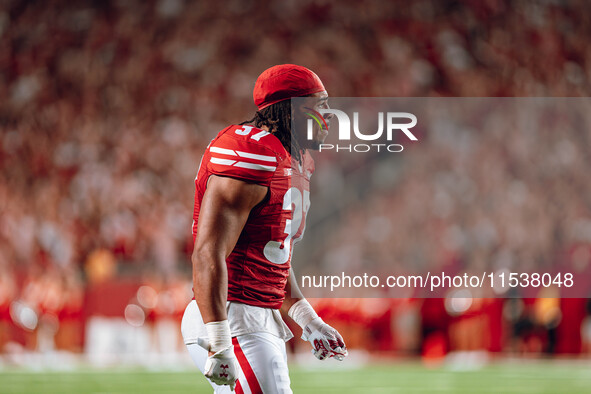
[233,337,263,394]
[210,157,277,172]
[210,146,277,162]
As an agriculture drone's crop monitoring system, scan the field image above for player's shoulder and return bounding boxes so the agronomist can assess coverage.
[211,125,288,161]
[204,125,287,184]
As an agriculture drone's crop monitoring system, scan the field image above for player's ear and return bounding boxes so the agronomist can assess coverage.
[291,101,305,124]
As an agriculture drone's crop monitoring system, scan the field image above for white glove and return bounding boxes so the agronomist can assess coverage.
[198,321,239,390]
[288,299,348,361]
[302,317,348,361]
[198,338,238,391]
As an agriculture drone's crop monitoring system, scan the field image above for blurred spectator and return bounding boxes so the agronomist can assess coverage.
[1,0,591,357]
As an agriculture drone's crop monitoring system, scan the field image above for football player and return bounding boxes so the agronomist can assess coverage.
[181,64,347,393]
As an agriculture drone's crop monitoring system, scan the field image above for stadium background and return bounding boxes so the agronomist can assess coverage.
[1,0,591,392]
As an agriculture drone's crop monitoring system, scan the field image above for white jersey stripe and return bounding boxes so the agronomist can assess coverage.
[209,146,277,162]
[210,156,276,172]
[209,146,237,156]
[234,162,276,172]
[235,150,277,162]
[210,157,237,166]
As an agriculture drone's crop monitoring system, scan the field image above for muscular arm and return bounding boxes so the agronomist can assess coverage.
[282,265,348,361]
[281,268,304,315]
[192,175,267,324]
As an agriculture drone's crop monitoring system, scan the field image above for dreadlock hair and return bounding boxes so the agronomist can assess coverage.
[240,100,303,163]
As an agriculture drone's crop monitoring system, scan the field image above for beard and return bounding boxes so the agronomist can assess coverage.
[291,121,327,152]
[292,129,325,151]
[304,139,322,151]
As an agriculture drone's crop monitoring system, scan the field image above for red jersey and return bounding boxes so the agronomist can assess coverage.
[193,125,314,309]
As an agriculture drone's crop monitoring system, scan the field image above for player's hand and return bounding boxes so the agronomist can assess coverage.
[198,338,239,390]
[301,317,348,361]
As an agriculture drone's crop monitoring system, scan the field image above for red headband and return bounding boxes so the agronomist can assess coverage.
[253,64,326,110]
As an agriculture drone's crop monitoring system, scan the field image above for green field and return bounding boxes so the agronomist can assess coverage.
[1,361,590,393]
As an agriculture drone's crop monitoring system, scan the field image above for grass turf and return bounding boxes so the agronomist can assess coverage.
[1,361,590,393]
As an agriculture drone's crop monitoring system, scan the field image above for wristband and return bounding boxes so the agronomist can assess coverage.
[205,320,232,352]
[288,299,320,329]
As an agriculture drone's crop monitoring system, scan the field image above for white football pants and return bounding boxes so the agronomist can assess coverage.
[182,302,293,394]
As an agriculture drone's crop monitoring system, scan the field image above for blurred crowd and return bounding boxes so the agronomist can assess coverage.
[309,99,591,295]
[1,0,591,357]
